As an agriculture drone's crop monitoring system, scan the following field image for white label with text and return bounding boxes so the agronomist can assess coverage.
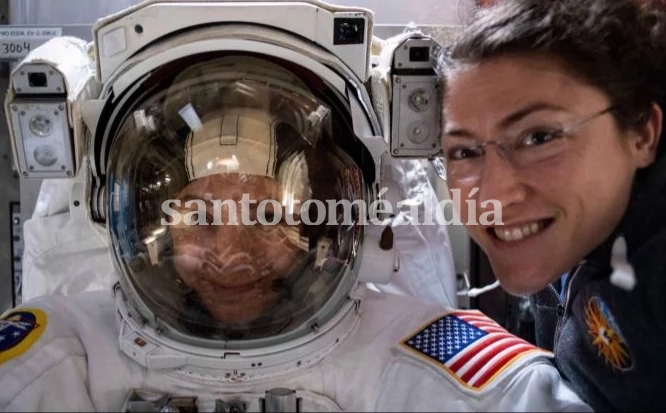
[0,27,63,59]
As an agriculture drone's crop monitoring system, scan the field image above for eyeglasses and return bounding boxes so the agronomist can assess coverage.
[439,105,617,182]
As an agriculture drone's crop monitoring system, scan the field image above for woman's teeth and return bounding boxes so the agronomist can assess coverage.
[494,221,544,242]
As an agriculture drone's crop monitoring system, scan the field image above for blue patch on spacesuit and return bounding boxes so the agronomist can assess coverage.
[0,309,47,366]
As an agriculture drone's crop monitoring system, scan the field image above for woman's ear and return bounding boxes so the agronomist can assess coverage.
[632,102,663,168]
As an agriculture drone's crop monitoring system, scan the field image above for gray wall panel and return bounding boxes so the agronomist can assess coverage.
[10,0,476,26]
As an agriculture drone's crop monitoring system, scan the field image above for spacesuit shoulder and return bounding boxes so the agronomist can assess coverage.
[0,291,115,409]
[396,309,553,393]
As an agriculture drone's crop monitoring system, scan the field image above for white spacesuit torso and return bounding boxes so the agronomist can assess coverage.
[0,284,590,412]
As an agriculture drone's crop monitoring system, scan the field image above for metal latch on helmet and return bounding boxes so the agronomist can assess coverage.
[261,388,300,412]
[121,388,301,412]
[90,181,106,222]
[122,392,200,412]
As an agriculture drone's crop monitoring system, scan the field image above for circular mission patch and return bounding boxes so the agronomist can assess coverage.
[0,308,47,366]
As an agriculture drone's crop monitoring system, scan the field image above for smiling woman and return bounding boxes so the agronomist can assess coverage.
[438,0,666,411]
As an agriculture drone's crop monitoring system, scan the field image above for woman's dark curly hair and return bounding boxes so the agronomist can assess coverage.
[441,0,666,155]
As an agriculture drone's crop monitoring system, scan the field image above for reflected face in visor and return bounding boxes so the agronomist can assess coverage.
[171,173,305,325]
[107,54,367,342]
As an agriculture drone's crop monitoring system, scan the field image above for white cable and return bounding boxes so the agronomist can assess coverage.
[466,280,501,298]
[456,271,502,298]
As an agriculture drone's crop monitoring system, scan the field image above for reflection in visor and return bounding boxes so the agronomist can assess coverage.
[107,54,368,344]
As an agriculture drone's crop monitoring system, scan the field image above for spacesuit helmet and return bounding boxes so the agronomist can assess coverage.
[106,53,370,347]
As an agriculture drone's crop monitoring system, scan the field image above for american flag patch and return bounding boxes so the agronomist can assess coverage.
[400,310,551,391]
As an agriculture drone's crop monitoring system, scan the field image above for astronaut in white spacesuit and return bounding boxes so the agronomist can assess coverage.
[0,1,591,411]
[0,56,591,413]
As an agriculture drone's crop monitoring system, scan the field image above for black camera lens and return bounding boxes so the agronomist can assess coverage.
[28,72,48,87]
[409,46,430,62]
[334,18,365,45]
